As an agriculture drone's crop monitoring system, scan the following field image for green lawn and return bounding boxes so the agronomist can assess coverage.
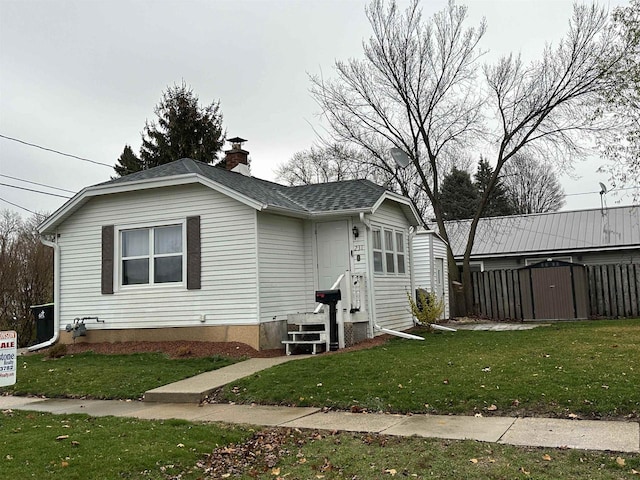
[0,410,249,480]
[221,319,640,418]
[2,411,638,479]
[1,351,237,399]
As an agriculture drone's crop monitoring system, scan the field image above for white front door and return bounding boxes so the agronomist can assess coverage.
[316,221,349,290]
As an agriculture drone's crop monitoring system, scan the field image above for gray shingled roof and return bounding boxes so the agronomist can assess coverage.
[441,206,640,258]
[101,158,388,214]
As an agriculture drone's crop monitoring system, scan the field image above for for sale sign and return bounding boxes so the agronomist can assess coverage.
[0,331,17,387]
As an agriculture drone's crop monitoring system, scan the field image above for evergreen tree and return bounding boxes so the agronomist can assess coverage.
[474,157,515,217]
[439,168,478,220]
[114,82,225,176]
[113,145,141,178]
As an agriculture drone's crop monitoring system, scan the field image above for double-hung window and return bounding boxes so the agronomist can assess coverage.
[121,224,183,286]
[396,231,406,273]
[384,230,395,273]
[372,227,406,275]
[372,229,384,273]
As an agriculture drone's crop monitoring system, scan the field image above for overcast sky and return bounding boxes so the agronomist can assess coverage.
[0,0,631,219]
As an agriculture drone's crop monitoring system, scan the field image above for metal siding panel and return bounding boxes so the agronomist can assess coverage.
[531,266,574,319]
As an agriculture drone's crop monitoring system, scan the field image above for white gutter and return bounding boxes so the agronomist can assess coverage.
[408,226,417,325]
[28,237,60,351]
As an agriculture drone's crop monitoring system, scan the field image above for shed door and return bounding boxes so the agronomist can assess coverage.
[531,266,574,319]
[316,221,349,290]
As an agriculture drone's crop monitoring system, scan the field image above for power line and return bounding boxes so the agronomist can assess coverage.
[0,183,72,199]
[564,186,637,197]
[0,196,36,214]
[0,133,113,168]
[0,173,76,194]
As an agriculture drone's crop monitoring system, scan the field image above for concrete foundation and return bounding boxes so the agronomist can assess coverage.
[58,320,288,351]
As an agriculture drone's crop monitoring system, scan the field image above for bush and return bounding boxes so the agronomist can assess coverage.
[407,289,444,326]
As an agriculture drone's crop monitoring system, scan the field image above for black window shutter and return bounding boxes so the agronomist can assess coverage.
[101,225,114,294]
[186,216,201,290]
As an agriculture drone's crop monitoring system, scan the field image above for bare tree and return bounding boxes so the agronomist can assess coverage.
[311,0,486,290]
[502,154,565,214]
[457,3,628,311]
[597,0,640,202]
[275,144,377,185]
[311,0,629,315]
[0,211,53,347]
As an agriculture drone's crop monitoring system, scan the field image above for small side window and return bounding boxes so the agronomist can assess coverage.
[372,229,383,273]
[396,232,405,274]
[384,230,395,273]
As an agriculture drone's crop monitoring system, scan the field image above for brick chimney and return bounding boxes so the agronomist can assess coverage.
[223,137,249,171]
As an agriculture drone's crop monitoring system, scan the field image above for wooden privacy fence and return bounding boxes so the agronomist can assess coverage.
[471,269,524,320]
[587,264,640,318]
[470,264,640,320]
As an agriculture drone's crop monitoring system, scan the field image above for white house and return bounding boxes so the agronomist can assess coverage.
[34,140,421,351]
[411,228,450,319]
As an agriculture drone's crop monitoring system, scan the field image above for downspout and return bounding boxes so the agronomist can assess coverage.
[408,226,417,325]
[359,212,376,338]
[28,236,60,351]
[428,232,435,294]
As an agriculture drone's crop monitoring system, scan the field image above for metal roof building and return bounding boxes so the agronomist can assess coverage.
[438,206,640,270]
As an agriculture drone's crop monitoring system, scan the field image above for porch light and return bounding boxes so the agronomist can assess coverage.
[352,225,359,238]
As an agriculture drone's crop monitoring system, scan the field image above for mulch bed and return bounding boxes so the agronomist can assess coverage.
[38,334,392,360]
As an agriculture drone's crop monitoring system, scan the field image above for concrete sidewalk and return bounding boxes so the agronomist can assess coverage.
[144,355,308,403]
[2,395,638,453]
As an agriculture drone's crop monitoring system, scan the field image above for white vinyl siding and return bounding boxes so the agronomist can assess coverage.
[412,230,450,319]
[369,202,413,332]
[257,213,311,322]
[55,184,259,331]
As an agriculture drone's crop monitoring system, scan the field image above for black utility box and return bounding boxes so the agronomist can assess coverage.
[31,303,54,344]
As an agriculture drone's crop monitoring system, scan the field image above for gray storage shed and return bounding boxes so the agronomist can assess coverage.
[519,260,589,320]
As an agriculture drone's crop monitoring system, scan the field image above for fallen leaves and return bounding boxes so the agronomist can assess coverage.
[542,454,552,461]
[197,428,304,478]
[55,435,69,441]
[616,457,626,466]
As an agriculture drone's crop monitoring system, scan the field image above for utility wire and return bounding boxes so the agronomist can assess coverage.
[0,196,36,214]
[0,183,72,199]
[0,133,113,168]
[564,186,636,197]
[0,173,76,194]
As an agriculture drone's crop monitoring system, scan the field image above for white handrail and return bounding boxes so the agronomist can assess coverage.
[313,273,346,314]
